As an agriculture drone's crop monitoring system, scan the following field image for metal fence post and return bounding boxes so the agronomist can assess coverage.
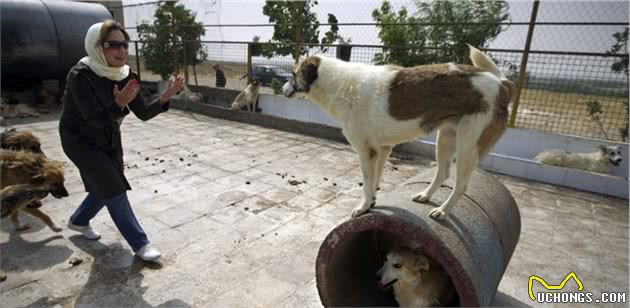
[183,41,189,85]
[508,0,540,127]
[134,41,141,81]
[463,45,471,65]
[192,61,198,86]
[192,40,198,86]
[247,43,253,84]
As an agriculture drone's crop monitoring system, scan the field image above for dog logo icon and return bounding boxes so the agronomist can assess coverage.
[528,272,584,301]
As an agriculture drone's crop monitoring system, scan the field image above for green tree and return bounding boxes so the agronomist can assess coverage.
[137,1,206,80]
[607,27,629,141]
[621,100,629,142]
[609,27,628,76]
[372,0,509,66]
[271,78,283,95]
[585,28,628,141]
[261,0,343,62]
[585,100,609,140]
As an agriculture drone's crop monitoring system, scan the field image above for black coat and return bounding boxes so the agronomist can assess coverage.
[59,62,169,200]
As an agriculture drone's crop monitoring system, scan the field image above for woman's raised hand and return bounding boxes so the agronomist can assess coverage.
[159,75,185,104]
[113,79,140,108]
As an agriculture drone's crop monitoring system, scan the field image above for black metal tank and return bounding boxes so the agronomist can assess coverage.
[1,0,112,87]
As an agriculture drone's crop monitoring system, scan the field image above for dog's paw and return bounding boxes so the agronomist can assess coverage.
[16,224,31,231]
[26,200,43,209]
[412,192,431,203]
[51,225,63,232]
[351,206,371,218]
[429,208,448,221]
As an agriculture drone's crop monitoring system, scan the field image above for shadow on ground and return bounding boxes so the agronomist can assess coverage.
[491,291,532,307]
[0,232,71,273]
[67,235,190,307]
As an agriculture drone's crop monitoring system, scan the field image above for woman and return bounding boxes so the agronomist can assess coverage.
[59,20,184,261]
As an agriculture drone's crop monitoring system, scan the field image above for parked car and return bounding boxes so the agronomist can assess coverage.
[250,65,292,85]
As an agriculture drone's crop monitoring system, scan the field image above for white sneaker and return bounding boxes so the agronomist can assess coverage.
[135,244,161,262]
[67,221,101,240]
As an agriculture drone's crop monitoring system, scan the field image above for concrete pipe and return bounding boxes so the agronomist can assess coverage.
[315,169,521,307]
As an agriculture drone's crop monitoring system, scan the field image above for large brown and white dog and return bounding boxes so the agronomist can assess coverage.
[282,46,513,220]
[0,150,68,231]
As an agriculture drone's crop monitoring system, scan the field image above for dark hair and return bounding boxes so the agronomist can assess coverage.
[98,19,130,46]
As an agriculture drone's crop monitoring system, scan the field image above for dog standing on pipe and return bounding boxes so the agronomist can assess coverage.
[282,45,513,220]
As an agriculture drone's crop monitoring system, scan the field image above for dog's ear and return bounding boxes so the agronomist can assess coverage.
[598,145,607,153]
[303,64,318,85]
[301,58,320,85]
[414,255,430,272]
[31,174,46,185]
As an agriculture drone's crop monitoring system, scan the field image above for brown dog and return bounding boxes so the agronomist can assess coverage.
[0,184,54,231]
[1,128,47,209]
[1,128,45,156]
[377,247,455,307]
[1,150,68,231]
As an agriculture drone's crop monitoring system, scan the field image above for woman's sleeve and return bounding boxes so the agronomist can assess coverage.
[68,71,130,121]
[127,91,169,121]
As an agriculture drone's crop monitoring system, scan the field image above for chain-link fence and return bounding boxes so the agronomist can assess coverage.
[122,0,628,142]
[128,40,628,142]
[494,51,627,141]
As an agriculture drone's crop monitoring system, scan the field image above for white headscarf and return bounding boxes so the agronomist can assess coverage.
[79,22,130,81]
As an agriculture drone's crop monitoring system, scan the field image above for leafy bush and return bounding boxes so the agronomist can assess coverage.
[271,78,283,95]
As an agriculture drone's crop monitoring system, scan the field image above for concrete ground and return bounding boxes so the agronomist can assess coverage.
[1,109,628,307]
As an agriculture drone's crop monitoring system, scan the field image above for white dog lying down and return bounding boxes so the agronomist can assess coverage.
[165,86,204,104]
[231,80,260,112]
[282,46,513,220]
[535,145,623,174]
[1,97,40,118]
[377,247,455,307]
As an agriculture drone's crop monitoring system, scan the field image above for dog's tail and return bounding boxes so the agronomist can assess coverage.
[467,44,507,81]
[468,44,514,158]
[468,44,514,99]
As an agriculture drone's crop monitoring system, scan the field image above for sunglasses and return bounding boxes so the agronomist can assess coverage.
[103,40,129,50]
